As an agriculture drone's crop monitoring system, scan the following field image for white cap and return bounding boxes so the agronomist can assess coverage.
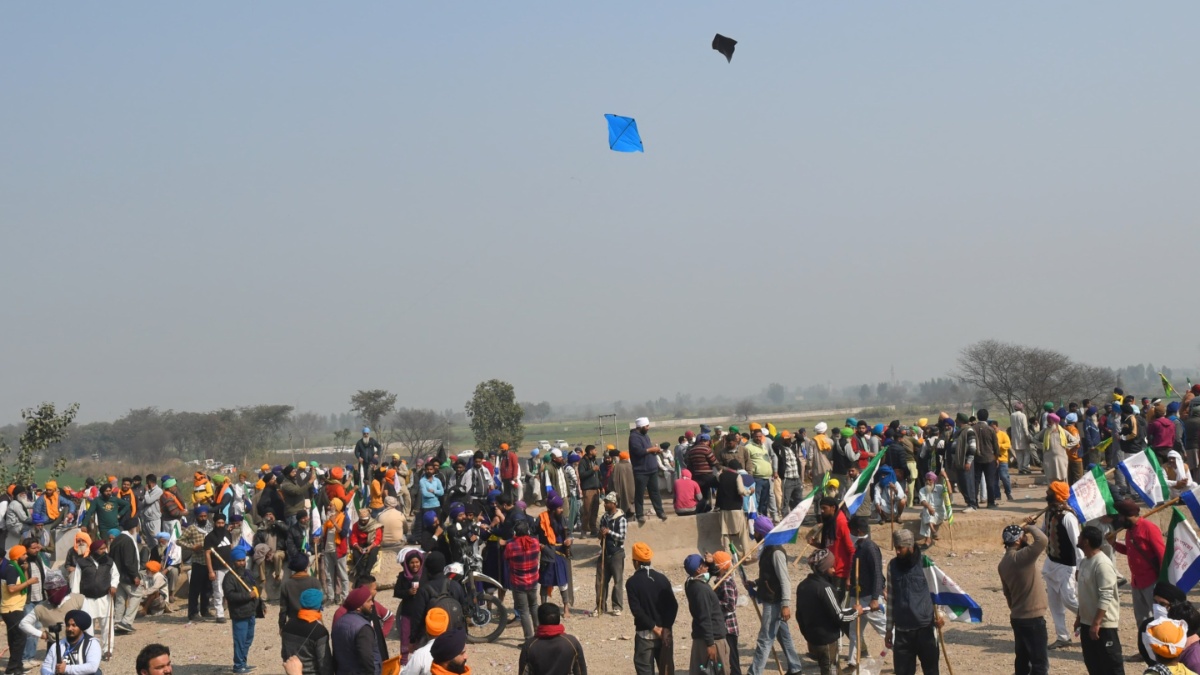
[550,448,562,458]
[814,422,828,434]
[635,417,651,428]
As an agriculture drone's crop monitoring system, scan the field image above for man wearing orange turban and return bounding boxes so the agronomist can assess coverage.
[1043,481,1082,650]
[625,540,678,674]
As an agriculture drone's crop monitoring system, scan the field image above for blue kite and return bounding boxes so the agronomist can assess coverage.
[604,114,643,153]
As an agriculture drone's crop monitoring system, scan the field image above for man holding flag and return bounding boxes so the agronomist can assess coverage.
[744,515,804,675]
[1107,498,1164,626]
[885,529,943,675]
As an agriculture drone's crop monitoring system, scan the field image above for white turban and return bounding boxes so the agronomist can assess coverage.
[814,422,828,434]
[635,417,651,428]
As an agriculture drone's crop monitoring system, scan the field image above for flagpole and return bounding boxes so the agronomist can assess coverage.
[938,624,954,675]
[1144,497,1182,520]
[714,537,764,588]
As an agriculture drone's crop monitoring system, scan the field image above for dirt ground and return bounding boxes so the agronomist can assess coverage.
[75,474,1171,674]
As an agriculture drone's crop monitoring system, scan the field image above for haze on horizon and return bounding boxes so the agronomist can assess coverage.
[3,3,1198,423]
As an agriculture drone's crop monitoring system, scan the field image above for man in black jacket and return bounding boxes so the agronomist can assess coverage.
[683,553,728,675]
[411,551,467,641]
[847,516,887,669]
[625,542,677,675]
[223,548,260,674]
[110,517,143,634]
[795,549,857,675]
[577,445,603,537]
[886,529,943,675]
[746,516,804,675]
[517,602,587,675]
[354,427,381,468]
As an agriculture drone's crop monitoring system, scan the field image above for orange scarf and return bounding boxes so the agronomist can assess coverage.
[215,482,230,506]
[537,511,559,547]
[297,609,321,622]
[43,492,60,520]
[431,664,471,675]
[118,488,137,517]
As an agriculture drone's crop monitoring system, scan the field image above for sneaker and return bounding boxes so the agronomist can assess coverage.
[216,617,227,624]
[117,622,136,633]
[963,507,976,513]
[611,609,622,617]
[1048,639,1072,650]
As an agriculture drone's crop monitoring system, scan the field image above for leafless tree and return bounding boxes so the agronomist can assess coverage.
[956,340,1115,413]
[392,408,451,461]
[734,399,758,421]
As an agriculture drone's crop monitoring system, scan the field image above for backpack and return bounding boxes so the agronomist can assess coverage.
[427,577,465,632]
[80,559,114,599]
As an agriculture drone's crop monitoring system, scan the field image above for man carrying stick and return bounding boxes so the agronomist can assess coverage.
[847,516,888,669]
[1041,481,1082,650]
[885,529,943,675]
[745,516,804,675]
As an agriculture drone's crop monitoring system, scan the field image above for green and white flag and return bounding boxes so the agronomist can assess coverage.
[841,451,885,514]
[1068,465,1116,523]
[1161,507,1200,592]
[1119,448,1170,508]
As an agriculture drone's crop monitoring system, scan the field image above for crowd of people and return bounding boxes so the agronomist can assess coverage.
[0,387,1198,675]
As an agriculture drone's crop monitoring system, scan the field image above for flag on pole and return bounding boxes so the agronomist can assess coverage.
[761,474,829,546]
[941,474,955,525]
[923,555,983,622]
[1161,507,1200,592]
[233,520,254,558]
[1119,448,1170,508]
[1161,373,1178,399]
[841,451,885,515]
[1180,485,1200,523]
[1068,465,1117,523]
[1094,437,1113,457]
[165,520,183,567]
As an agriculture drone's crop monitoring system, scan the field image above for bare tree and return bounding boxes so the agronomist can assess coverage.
[956,340,1116,413]
[956,339,1024,414]
[392,408,451,461]
[734,399,758,420]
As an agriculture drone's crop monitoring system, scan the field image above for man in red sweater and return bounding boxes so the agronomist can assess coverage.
[1108,498,1164,626]
[807,497,855,597]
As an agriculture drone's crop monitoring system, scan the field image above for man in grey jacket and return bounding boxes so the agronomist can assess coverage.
[746,516,803,675]
[141,474,164,544]
[1010,402,1032,475]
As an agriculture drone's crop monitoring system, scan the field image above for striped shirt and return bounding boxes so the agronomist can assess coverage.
[599,509,627,555]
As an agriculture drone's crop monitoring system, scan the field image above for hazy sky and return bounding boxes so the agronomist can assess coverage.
[4,3,1199,423]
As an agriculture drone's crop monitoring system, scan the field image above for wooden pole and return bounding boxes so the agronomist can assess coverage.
[938,624,954,675]
[855,557,861,675]
[714,536,765,588]
[1143,497,1182,519]
[596,537,606,616]
[731,545,784,675]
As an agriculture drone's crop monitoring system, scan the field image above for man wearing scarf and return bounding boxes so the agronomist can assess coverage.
[158,477,187,528]
[39,610,101,675]
[279,554,322,633]
[116,478,138,520]
[320,499,351,605]
[204,513,235,624]
[33,482,73,531]
[19,569,83,650]
[191,472,214,508]
[148,533,180,605]
[429,629,471,675]
[537,496,572,612]
[74,540,117,661]
[180,506,214,622]
[281,587,333,675]
[517,603,585,675]
[1,545,34,674]
[349,510,383,587]
[223,548,260,674]
[82,485,129,541]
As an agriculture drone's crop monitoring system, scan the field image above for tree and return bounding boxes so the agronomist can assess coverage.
[765,383,787,406]
[465,379,525,452]
[289,412,324,452]
[955,339,1115,413]
[734,399,758,420]
[349,390,397,434]
[857,384,871,403]
[392,408,451,461]
[333,428,352,451]
[0,402,79,485]
[520,401,553,422]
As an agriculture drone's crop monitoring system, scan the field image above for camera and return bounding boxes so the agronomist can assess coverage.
[49,622,63,635]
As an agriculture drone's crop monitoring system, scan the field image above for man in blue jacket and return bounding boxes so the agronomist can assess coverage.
[629,417,666,525]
